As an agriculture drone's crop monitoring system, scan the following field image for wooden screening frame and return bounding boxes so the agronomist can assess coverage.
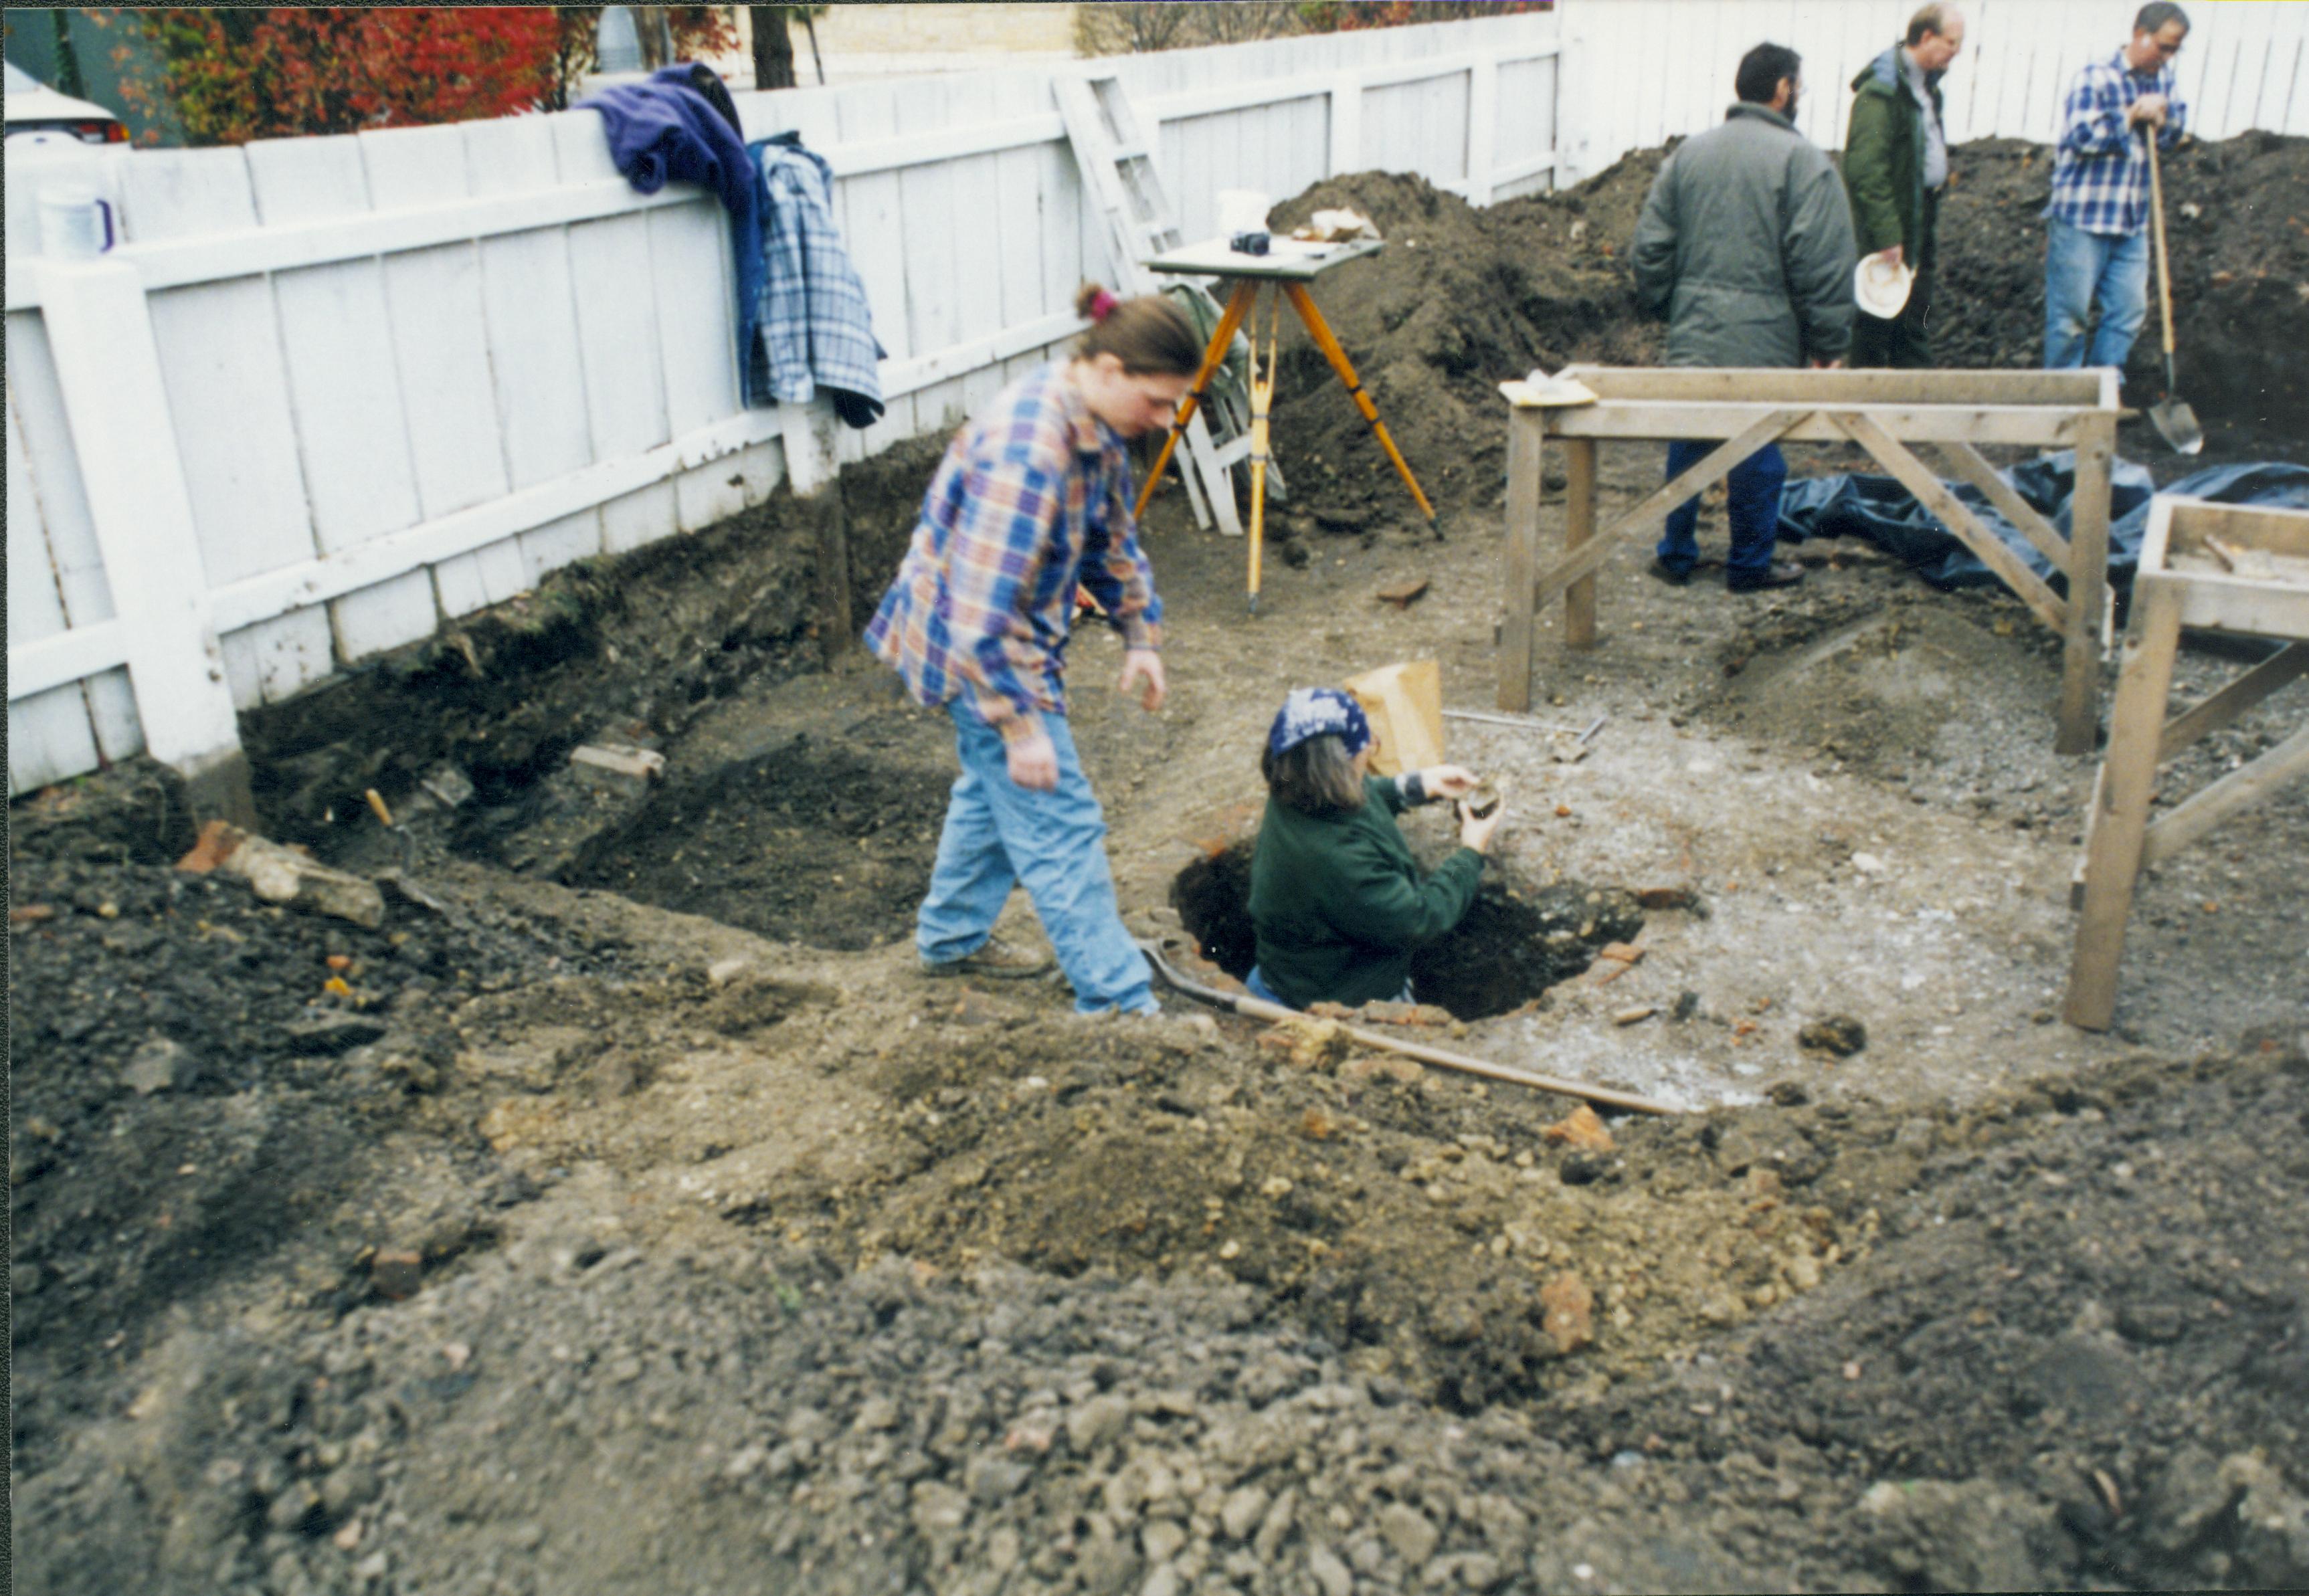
[1499,365,2122,755]
[2065,497,2309,1031]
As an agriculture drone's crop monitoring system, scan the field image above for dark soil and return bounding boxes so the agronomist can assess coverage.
[561,732,956,952]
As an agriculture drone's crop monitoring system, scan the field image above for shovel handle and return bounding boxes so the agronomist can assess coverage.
[2145,129,2179,371]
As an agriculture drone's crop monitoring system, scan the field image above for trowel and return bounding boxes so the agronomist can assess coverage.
[2144,134,2204,456]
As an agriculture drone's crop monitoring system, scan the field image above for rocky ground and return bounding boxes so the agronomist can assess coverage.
[11,136,2309,1595]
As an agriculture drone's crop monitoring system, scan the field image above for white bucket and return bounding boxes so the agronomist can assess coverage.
[39,187,116,259]
[1216,189,1270,235]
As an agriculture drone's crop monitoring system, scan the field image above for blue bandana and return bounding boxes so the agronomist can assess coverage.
[1267,687,1371,758]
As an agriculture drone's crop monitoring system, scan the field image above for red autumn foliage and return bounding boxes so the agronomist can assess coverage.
[96,7,743,146]
[100,8,561,146]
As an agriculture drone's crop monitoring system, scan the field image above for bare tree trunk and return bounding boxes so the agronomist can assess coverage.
[749,5,796,90]
[801,9,825,86]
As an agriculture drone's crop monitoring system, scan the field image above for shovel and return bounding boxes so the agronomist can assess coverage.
[2144,131,2204,456]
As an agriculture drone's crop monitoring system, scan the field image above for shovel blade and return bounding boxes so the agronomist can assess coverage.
[2150,398,2204,456]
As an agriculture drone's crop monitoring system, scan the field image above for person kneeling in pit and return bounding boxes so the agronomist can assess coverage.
[1245,687,1505,1011]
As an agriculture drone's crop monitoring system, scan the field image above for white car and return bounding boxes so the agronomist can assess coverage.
[4,60,128,144]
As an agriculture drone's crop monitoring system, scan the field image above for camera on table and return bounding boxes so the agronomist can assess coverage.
[1229,230,1271,256]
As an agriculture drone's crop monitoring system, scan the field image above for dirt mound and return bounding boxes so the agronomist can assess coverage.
[5,840,638,1480]
[1256,133,2309,524]
[1261,156,1663,524]
[15,897,2303,1596]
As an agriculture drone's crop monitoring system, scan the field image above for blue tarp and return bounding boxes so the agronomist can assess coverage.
[1776,456,2309,593]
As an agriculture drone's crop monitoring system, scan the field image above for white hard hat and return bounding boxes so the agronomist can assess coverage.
[1854,254,1915,319]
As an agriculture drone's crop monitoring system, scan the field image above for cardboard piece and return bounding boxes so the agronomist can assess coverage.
[1343,659,1445,777]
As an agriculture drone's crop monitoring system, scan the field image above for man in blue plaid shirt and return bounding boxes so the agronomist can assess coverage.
[2043,2,2190,373]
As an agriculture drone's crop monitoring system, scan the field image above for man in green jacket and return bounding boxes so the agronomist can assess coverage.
[1843,4,1966,368]
[1633,42,1856,593]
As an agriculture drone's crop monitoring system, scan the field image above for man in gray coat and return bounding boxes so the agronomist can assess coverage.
[1633,43,1857,592]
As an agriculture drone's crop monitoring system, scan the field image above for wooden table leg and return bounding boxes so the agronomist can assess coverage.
[1564,435,1598,651]
[2065,577,2183,1030]
[2057,412,2116,756]
[1134,278,1258,522]
[1281,282,1436,522]
[1499,410,1544,710]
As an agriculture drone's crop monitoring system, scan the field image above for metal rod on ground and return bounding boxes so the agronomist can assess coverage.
[1442,707,1609,745]
[1138,940,1681,1116]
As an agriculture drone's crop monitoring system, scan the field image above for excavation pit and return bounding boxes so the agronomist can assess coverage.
[562,736,954,951]
[1170,841,1643,1020]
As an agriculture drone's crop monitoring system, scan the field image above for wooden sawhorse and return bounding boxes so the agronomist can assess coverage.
[1139,237,1433,608]
[2065,496,2309,1029]
[1499,366,2120,754]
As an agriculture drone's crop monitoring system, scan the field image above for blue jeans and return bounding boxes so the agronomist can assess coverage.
[918,701,1156,1015]
[1657,439,1787,579]
[1245,964,1410,1009]
[1244,965,1289,1007]
[2044,217,2149,371]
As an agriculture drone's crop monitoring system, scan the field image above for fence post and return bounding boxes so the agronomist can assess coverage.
[1556,9,1590,186]
[1466,54,1499,206]
[1329,68,1364,177]
[31,256,256,825]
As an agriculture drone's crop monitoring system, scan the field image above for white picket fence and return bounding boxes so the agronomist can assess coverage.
[1562,0,2309,181]
[9,0,2307,799]
[3,9,1561,798]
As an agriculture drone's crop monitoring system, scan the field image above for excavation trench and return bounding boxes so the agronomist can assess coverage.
[1170,840,1645,1020]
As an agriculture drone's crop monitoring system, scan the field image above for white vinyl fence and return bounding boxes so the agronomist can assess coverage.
[1560,0,2309,181]
[4,9,1560,799]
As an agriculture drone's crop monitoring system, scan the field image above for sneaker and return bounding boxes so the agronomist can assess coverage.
[920,935,1054,980]
[1726,560,1805,593]
[1645,557,1693,587]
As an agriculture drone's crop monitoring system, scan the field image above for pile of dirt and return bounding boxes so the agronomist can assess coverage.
[1261,154,1665,526]
[5,816,644,1482]
[1257,132,2309,524]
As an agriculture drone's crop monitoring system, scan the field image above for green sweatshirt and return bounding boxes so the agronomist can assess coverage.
[1247,775,1484,1009]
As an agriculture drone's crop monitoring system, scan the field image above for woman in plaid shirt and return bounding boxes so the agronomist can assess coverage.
[865,286,1200,1015]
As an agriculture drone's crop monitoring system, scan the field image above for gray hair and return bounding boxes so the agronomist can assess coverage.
[2134,2,2189,37]
[1906,4,1959,46]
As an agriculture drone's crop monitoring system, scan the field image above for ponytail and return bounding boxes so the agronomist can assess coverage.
[1072,283,1201,377]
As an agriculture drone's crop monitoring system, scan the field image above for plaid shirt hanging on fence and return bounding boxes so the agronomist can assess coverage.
[2043,48,2188,235]
[864,365,1163,744]
[751,138,885,419]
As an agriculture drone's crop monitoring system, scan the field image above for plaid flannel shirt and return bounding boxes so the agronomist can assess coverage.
[863,364,1163,744]
[751,140,885,411]
[2044,48,2188,235]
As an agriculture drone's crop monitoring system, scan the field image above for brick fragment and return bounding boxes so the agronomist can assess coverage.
[1540,1271,1594,1353]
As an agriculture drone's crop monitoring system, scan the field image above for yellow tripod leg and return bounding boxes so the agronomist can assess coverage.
[1282,280,1436,522]
[1247,290,1279,610]
[1133,278,1259,522]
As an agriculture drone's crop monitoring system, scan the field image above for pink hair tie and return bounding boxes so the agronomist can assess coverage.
[1088,288,1119,322]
